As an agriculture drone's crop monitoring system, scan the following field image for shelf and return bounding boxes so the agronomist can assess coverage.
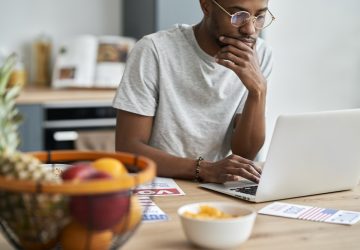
[16,86,117,104]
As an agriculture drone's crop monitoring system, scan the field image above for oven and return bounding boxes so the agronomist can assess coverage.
[43,101,117,150]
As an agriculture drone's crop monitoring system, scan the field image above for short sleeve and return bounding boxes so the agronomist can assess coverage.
[258,42,273,82]
[112,36,159,116]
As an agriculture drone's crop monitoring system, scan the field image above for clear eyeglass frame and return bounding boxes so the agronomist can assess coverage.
[211,0,276,30]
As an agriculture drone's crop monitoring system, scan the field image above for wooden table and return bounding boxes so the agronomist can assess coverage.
[0,180,359,250]
[123,180,360,250]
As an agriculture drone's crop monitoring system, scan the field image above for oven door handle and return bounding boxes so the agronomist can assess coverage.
[53,131,79,141]
[44,118,116,129]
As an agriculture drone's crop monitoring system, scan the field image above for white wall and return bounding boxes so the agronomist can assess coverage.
[0,0,122,83]
[2,0,359,159]
[157,0,202,30]
[261,0,360,159]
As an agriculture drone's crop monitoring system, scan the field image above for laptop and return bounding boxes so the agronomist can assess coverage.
[200,109,360,203]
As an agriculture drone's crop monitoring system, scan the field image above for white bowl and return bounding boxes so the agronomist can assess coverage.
[178,202,256,249]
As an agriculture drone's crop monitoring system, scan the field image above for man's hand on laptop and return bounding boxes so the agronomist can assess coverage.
[199,154,262,184]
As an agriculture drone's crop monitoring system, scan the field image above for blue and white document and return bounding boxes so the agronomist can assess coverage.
[139,196,169,223]
[259,202,360,225]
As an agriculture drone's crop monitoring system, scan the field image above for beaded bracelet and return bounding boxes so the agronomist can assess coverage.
[194,156,204,182]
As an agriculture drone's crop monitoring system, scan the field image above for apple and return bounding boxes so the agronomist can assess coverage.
[61,162,97,181]
[69,170,131,231]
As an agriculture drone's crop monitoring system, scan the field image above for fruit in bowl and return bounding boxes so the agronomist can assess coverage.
[61,162,97,180]
[0,150,156,250]
[112,195,142,234]
[178,202,256,249]
[61,159,131,231]
[60,220,113,250]
[0,53,68,248]
[92,157,128,178]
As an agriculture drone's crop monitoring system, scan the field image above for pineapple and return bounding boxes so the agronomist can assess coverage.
[0,53,68,248]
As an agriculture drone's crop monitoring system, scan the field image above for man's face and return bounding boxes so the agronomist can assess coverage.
[205,0,269,48]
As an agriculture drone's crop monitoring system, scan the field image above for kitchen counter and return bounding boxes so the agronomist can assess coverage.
[16,86,117,104]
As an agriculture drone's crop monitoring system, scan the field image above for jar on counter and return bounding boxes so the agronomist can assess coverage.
[33,34,52,87]
[8,58,27,87]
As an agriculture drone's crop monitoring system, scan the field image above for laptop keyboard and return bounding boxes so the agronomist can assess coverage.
[230,185,258,195]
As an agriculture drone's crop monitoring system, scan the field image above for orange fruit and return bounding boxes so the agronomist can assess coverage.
[20,238,58,250]
[112,195,142,235]
[60,221,113,250]
[92,157,127,178]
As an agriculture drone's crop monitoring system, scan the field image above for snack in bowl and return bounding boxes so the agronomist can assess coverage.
[178,202,256,249]
[182,205,234,219]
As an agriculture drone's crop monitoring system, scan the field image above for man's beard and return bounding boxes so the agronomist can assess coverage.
[216,35,257,49]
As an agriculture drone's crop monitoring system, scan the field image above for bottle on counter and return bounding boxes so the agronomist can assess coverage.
[0,49,27,88]
[33,34,52,87]
[8,58,27,87]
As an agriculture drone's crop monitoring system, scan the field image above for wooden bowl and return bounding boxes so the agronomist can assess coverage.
[0,150,156,250]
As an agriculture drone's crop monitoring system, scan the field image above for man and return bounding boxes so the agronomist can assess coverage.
[113,0,274,183]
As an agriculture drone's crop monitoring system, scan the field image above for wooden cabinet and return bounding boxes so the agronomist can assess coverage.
[17,104,44,152]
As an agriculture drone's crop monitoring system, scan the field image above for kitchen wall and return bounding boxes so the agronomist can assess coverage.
[156,0,202,30]
[261,0,360,159]
[123,0,201,40]
[1,0,202,84]
[2,0,360,159]
[0,0,122,82]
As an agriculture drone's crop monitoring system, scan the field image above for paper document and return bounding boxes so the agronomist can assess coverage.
[139,196,169,222]
[258,202,360,225]
[134,177,185,196]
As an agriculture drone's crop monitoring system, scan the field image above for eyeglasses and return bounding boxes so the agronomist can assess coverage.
[211,0,276,30]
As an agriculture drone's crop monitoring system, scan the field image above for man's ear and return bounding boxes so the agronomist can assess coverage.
[199,0,211,16]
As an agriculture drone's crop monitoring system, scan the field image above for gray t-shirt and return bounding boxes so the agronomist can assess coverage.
[113,24,273,161]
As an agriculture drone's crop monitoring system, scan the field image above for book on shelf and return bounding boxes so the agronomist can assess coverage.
[52,35,136,89]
